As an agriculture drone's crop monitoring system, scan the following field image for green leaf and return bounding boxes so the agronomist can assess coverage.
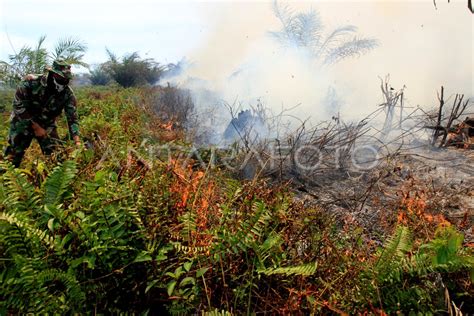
[94,170,107,183]
[60,233,74,249]
[133,251,152,263]
[155,254,167,262]
[447,234,463,254]
[75,211,85,220]
[145,280,159,294]
[167,280,177,296]
[47,218,55,232]
[165,272,177,278]
[174,266,184,278]
[196,267,209,278]
[183,261,192,272]
[71,256,95,269]
[43,204,54,216]
[436,247,448,265]
[179,277,196,288]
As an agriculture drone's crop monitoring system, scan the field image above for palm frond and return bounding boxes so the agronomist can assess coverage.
[270,2,378,65]
[294,10,323,49]
[32,35,48,73]
[272,0,295,35]
[316,25,357,58]
[105,47,118,63]
[51,37,88,67]
[323,37,379,65]
[270,0,297,46]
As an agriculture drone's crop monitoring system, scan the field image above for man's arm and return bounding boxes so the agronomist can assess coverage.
[12,82,34,121]
[12,81,47,138]
[64,91,81,145]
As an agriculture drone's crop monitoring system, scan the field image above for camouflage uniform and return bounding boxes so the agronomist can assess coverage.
[4,60,80,167]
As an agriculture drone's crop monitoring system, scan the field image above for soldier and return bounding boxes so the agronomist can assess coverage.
[3,59,81,167]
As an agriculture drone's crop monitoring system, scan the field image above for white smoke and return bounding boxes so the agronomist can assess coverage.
[161,1,473,145]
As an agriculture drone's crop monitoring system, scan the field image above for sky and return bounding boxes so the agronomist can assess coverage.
[0,0,207,64]
[0,0,473,124]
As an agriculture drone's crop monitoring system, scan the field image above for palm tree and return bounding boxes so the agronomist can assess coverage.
[270,1,378,66]
[0,35,87,87]
[102,49,164,87]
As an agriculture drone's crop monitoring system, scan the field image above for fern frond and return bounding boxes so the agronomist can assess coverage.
[233,201,271,252]
[43,160,77,206]
[201,309,233,316]
[0,261,39,312]
[375,226,412,280]
[0,161,40,212]
[257,231,284,262]
[0,212,55,249]
[37,268,85,305]
[258,261,317,276]
[172,241,212,255]
[179,211,197,242]
[377,226,412,265]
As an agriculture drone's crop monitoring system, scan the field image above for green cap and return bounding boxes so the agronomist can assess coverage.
[47,59,73,80]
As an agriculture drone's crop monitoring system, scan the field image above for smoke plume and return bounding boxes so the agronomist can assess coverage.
[162,1,473,144]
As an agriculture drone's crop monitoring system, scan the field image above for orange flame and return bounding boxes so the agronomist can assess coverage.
[398,189,451,227]
[161,121,173,131]
[168,159,219,248]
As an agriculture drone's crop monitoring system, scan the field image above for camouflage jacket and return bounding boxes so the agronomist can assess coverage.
[12,74,80,137]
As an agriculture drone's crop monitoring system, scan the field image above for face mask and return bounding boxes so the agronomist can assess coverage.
[53,77,66,92]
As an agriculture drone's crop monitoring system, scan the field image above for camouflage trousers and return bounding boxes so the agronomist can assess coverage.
[4,117,60,167]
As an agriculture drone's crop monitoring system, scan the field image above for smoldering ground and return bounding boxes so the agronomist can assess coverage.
[161,0,472,146]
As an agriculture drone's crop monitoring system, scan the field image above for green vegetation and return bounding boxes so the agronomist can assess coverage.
[100,50,165,87]
[0,35,87,87]
[0,87,472,314]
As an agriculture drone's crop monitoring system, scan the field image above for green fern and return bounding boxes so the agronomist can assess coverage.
[218,200,271,255]
[37,268,85,306]
[1,265,85,313]
[43,160,77,206]
[364,226,473,313]
[257,261,318,276]
[1,217,31,256]
[375,225,412,281]
[0,161,39,212]
[0,212,55,250]
[0,261,39,312]
[201,309,233,316]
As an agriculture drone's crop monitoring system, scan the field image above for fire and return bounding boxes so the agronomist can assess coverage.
[423,213,450,226]
[397,190,451,227]
[397,211,407,224]
[168,159,219,249]
[161,121,173,131]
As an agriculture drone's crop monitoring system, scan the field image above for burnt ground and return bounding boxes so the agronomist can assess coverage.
[293,145,474,245]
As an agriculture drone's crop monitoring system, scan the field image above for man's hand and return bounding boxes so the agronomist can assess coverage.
[31,121,47,138]
[73,135,82,147]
